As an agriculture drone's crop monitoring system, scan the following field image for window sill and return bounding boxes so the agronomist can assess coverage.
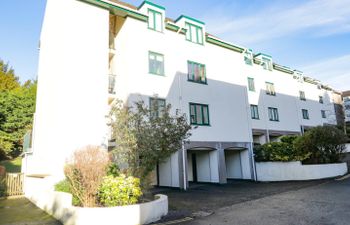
[149,72,165,76]
[190,123,211,127]
[269,120,279,122]
[187,79,208,85]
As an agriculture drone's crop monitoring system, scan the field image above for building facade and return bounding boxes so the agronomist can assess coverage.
[23,0,342,189]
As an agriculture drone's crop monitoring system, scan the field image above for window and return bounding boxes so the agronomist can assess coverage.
[189,103,209,125]
[244,50,253,65]
[319,96,324,104]
[266,82,276,96]
[148,9,163,32]
[150,98,166,118]
[302,109,309,120]
[321,110,326,118]
[149,51,164,75]
[188,61,206,84]
[247,77,255,92]
[299,91,306,101]
[185,22,203,44]
[268,107,279,121]
[250,105,259,119]
[261,57,273,71]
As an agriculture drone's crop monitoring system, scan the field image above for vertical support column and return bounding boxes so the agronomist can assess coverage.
[217,143,227,184]
[248,143,257,181]
[178,148,188,190]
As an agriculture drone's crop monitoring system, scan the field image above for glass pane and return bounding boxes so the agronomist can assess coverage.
[155,12,162,32]
[148,11,155,29]
[188,62,194,80]
[197,27,203,44]
[196,105,203,124]
[191,25,197,43]
[203,106,209,124]
[185,24,191,40]
[190,104,196,123]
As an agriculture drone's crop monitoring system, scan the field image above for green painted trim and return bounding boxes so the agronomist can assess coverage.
[206,35,244,53]
[185,22,204,45]
[165,23,187,34]
[254,53,272,59]
[187,60,207,84]
[79,0,148,22]
[175,15,205,25]
[139,1,165,11]
[250,104,259,120]
[247,77,255,92]
[147,8,163,32]
[149,51,165,76]
[273,64,294,74]
[268,107,279,122]
[189,103,210,126]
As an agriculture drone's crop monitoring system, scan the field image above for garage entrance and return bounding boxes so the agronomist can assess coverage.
[187,148,219,184]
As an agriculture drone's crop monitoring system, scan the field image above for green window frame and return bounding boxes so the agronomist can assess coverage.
[268,107,279,121]
[185,22,203,45]
[149,51,164,75]
[150,97,166,118]
[299,91,306,101]
[244,50,253,65]
[319,96,324,104]
[321,110,326,118]
[247,77,255,92]
[148,9,163,32]
[187,61,206,84]
[189,103,210,126]
[266,82,276,96]
[302,109,309,120]
[250,105,259,119]
[261,57,273,71]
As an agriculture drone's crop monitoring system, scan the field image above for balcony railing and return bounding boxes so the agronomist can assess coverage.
[109,74,116,94]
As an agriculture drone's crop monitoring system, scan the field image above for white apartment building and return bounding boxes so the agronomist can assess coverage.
[343,91,350,123]
[23,0,342,189]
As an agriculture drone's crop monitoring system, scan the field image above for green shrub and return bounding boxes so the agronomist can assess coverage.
[254,135,309,162]
[294,126,347,164]
[54,179,81,206]
[98,175,142,207]
[107,163,119,177]
[0,175,5,197]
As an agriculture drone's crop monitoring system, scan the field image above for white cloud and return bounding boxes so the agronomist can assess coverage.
[300,55,350,91]
[203,0,350,45]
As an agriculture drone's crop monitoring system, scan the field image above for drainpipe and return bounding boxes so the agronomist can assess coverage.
[182,140,187,190]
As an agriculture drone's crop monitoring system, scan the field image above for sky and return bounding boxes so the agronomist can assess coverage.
[0,0,349,91]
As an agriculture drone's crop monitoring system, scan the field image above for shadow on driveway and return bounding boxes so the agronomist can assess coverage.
[151,179,329,223]
[0,197,61,225]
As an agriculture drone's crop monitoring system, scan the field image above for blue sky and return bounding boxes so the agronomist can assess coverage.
[1,0,349,90]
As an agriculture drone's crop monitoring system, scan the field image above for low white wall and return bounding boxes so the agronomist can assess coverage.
[25,177,168,225]
[256,161,348,182]
[345,144,350,153]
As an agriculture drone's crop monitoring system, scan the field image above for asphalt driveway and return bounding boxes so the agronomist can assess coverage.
[152,179,328,223]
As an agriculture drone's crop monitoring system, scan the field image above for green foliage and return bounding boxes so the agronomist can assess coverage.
[0,157,22,173]
[0,60,37,159]
[109,98,192,187]
[0,174,5,197]
[254,135,310,162]
[294,126,347,164]
[0,60,20,91]
[107,163,119,177]
[54,180,81,206]
[98,175,142,207]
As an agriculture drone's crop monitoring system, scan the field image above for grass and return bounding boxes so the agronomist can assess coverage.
[0,157,22,173]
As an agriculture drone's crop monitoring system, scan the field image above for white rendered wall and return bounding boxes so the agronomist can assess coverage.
[112,15,252,143]
[256,161,347,181]
[28,0,110,179]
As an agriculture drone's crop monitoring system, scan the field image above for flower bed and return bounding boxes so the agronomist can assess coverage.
[26,190,168,225]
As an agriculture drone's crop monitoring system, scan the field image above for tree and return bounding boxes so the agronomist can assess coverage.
[109,99,192,187]
[294,126,348,164]
[0,59,37,159]
[0,59,20,91]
